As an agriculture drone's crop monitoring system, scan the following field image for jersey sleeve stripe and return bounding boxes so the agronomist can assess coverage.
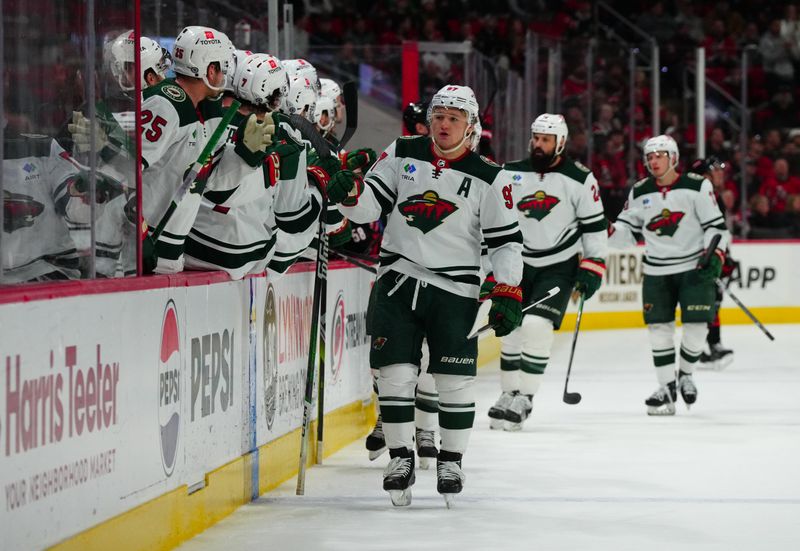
[364,179,394,215]
[367,175,397,202]
[482,221,519,235]
[616,217,641,231]
[485,230,523,250]
[579,219,608,233]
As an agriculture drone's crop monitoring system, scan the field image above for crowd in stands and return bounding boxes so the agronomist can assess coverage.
[296,0,800,237]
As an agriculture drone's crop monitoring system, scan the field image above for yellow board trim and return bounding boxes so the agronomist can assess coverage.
[50,400,376,551]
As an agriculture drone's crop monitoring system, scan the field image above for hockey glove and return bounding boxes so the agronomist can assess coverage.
[328,220,353,247]
[327,170,364,206]
[721,254,738,279]
[346,148,378,173]
[697,249,724,284]
[68,111,109,154]
[575,257,606,299]
[234,113,276,167]
[307,154,342,193]
[479,272,497,301]
[486,283,523,337]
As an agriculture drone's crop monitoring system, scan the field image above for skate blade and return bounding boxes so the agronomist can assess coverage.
[489,417,505,430]
[418,456,434,470]
[718,355,734,370]
[503,420,523,431]
[647,404,676,416]
[388,489,412,507]
[368,446,387,461]
[443,493,456,509]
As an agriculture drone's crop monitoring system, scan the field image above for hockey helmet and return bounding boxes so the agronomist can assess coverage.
[234,54,288,111]
[643,134,679,173]
[531,113,568,156]
[282,59,321,94]
[312,95,337,133]
[172,26,234,91]
[403,101,429,135]
[106,30,170,91]
[283,75,317,120]
[427,85,480,126]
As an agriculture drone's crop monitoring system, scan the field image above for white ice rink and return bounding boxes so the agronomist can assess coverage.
[179,325,800,551]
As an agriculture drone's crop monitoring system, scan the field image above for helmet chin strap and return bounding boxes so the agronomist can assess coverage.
[433,126,473,156]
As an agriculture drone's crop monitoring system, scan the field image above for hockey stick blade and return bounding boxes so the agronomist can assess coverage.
[716,279,775,341]
[288,113,333,159]
[563,293,585,405]
[467,286,560,339]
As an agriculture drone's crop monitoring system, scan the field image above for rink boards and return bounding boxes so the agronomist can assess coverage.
[1,241,798,549]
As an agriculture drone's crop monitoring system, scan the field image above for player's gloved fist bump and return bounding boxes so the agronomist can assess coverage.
[479,272,497,301]
[346,148,378,173]
[486,283,523,337]
[68,111,109,153]
[327,170,364,206]
[575,258,605,299]
[697,249,724,283]
[235,113,276,167]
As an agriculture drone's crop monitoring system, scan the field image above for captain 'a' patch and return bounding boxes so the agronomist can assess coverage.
[517,190,560,220]
[397,190,458,233]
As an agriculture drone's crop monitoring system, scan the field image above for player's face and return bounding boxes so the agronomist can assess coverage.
[430,107,470,151]
[530,133,557,158]
[207,64,226,90]
[646,151,671,177]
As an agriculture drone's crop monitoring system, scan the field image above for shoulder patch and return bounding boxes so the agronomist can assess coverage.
[480,155,500,167]
[573,160,591,173]
[162,84,186,103]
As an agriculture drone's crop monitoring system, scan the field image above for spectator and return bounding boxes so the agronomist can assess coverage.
[593,131,628,219]
[762,87,800,131]
[637,2,676,45]
[748,193,788,238]
[786,194,800,236]
[760,18,795,93]
[759,157,800,212]
[703,19,738,68]
[780,4,800,62]
[707,127,733,164]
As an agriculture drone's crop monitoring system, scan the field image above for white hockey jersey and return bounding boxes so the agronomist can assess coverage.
[337,135,523,298]
[140,79,262,272]
[184,111,319,279]
[610,173,730,275]
[2,137,81,282]
[503,157,607,267]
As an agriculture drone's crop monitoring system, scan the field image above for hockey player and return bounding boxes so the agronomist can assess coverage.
[609,135,730,415]
[140,26,275,274]
[183,53,318,279]
[487,113,607,430]
[320,78,344,124]
[325,84,524,506]
[403,101,430,136]
[688,157,736,370]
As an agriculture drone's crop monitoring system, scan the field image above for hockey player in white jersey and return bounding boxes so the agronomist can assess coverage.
[609,135,730,415]
[140,26,275,274]
[325,84,524,506]
[487,113,607,430]
[183,53,319,279]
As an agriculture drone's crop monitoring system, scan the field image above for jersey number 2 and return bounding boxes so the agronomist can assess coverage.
[503,185,514,209]
[141,110,167,142]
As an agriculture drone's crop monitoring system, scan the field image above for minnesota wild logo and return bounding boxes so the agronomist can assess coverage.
[517,190,560,220]
[3,190,44,232]
[646,209,685,236]
[397,190,457,233]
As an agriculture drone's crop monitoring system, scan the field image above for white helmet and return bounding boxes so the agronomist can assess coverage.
[312,95,336,133]
[531,113,568,156]
[106,30,170,91]
[643,134,680,173]
[172,26,233,91]
[224,49,253,92]
[470,121,482,152]
[320,78,342,103]
[282,59,320,93]
[426,84,480,126]
[234,54,288,111]
[283,76,317,120]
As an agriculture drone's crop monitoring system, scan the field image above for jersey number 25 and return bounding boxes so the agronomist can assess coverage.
[141,110,167,142]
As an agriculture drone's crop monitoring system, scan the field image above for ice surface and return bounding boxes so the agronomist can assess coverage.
[179,325,800,551]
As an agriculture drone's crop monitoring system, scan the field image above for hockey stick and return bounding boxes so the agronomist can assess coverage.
[330,248,378,274]
[467,286,560,339]
[563,293,585,405]
[715,280,775,341]
[296,83,359,492]
[150,100,240,243]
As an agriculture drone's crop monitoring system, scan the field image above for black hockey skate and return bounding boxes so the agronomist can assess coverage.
[366,415,387,460]
[645,381,677,416]
[415,428,438,470]
[488,391,516,430]
[383,448,415,507]
[436,452,466,509]
[698,343,734,371]
[678,371,697,408]
[503,393,532,431]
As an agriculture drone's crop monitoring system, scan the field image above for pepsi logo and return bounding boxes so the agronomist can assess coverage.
[158,300,181,476]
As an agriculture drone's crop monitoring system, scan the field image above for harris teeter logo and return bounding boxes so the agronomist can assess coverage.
[517,190,560,220]
[397,190,457,233]
[646,209,685,236]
